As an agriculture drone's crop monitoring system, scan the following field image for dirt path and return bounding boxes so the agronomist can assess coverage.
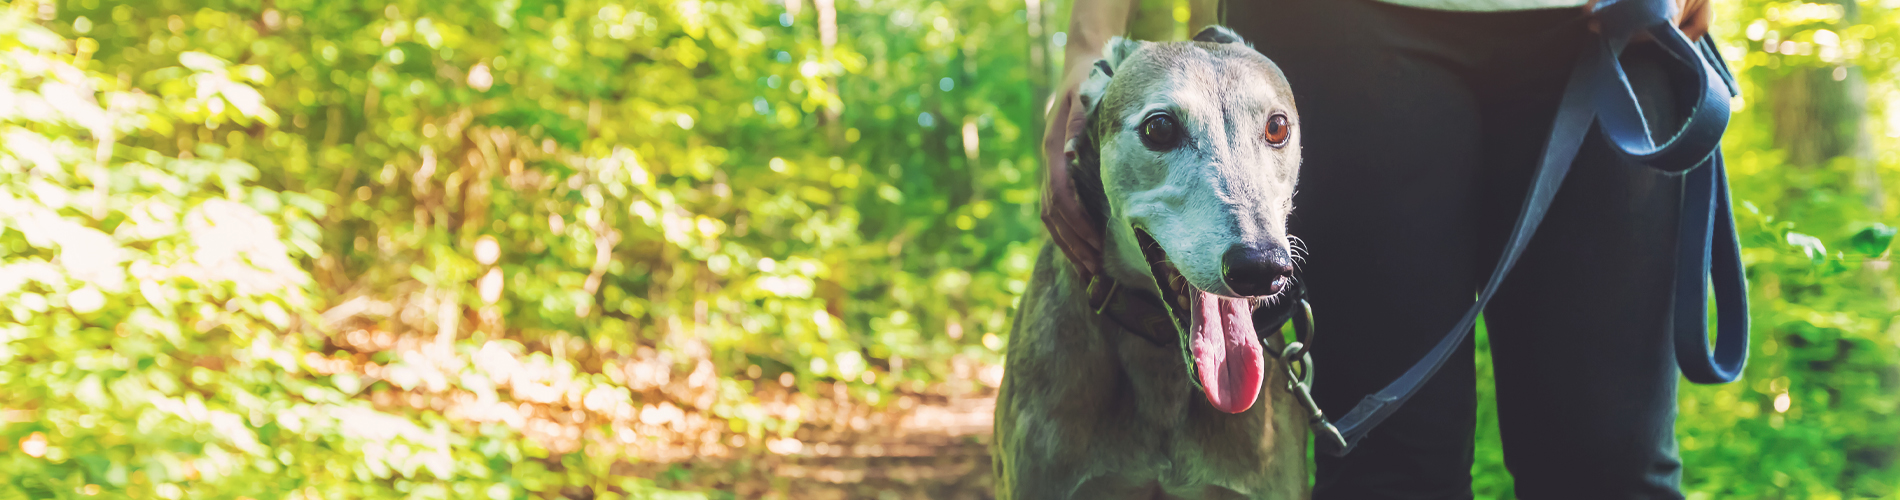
[329,331,1003,499]
[629,393,999,499]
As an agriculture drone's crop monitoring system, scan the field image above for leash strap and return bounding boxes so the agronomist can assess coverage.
[1320,0,1750,457]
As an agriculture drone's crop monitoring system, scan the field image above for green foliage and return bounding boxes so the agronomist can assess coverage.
[0,0,1896,497]
[1850,222,1893,256]
[0,5,588,499]
[1467,2,1900,498]
[1667,2,1900,497]
[4,0,1038,497]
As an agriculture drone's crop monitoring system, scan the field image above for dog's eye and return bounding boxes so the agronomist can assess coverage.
[1265,114,1291,147]
[1139,114,1182,151]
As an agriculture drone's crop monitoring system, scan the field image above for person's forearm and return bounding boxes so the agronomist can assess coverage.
[1064,0,1133,61]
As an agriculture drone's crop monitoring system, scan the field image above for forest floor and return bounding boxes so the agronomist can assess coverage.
[319,317,1001,499]
[328,325,1001,499]
[629,389,998,500]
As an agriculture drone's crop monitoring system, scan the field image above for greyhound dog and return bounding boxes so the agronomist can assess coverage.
[993,27,1308,499]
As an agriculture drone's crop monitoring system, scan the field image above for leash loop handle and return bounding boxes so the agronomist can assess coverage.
[1316,0,1750,457]
[1592,0,1731,173]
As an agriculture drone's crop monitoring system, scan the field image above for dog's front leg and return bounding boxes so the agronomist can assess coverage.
[993,245,1145,499]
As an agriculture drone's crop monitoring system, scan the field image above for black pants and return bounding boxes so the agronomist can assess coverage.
[1226,1,1689,498]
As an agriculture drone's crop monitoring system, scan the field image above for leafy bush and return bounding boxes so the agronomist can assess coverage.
[0,0,1896,497]
[1472,2,1900,497]
[4,0,1037,497]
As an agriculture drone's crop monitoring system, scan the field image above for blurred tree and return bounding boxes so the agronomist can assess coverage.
[1763,0,1884,208]
[3,0,1050,496]
[0,0,1893,497]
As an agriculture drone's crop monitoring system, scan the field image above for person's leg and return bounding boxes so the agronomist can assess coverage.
[1226,2,1492,498]
[1476,40,1689,499]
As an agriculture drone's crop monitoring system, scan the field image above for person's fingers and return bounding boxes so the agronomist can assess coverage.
[1041,57,1115,272]
[1039,82,1107,273]
[1584,0,1712,42]
[1048,90,1094,230]
[1057,140,1102,243]
[1043,89,1073,164]
[1679,0,1712,41]
[1064,92,1088,144]
[1584,0,1601,33]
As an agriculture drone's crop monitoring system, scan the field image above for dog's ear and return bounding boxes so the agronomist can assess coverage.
[1192,25,1248,46]
[1079,37,1139,116]
[1102,36,1140,69]
[1077,59,1113,116]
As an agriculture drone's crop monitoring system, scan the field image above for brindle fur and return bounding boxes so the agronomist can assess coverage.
[993,246,1308,499]
[993,29,1308,499]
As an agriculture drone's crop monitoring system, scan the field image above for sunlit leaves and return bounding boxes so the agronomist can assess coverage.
[1850,222,1894,256]
[10,0,1045,495]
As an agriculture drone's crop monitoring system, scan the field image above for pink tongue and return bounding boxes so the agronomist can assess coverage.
[1191,290,1266,414]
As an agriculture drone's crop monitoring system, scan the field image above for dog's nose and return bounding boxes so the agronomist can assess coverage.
[1222,244,1294,297]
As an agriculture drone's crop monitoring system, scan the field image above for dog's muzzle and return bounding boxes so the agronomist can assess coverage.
[1221,244,1294,297]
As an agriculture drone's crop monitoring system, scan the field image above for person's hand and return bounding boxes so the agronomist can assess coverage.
[1042,53,1097,182]
[1040,51,1106,276]
[1586,0,1712,41]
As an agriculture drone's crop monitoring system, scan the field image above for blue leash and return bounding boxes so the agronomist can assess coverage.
[1313,0,1751,456]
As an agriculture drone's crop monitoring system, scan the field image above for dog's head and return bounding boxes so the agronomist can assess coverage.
[1075,27,1300,414]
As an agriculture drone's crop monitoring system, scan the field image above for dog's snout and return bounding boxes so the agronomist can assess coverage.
[1221,244,1294,297]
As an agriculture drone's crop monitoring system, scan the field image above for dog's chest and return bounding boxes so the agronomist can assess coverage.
[1096,336,1304,498]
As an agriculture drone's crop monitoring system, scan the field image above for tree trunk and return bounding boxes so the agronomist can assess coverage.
[1764,0,1882,208]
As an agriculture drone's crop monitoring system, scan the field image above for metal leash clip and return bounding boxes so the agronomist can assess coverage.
[1280,300,1347,452]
